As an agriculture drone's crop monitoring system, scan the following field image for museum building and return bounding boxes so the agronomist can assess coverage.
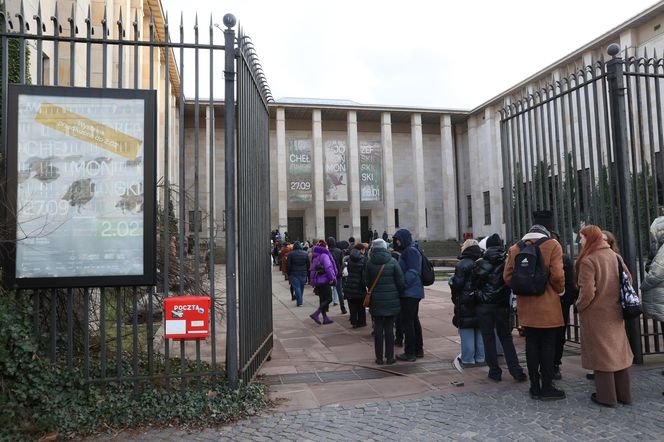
[11,0,664,244]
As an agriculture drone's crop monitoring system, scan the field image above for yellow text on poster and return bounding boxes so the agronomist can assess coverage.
[34,102,142,160]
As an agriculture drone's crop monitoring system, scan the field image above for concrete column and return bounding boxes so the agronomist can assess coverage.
[467,116,480,235]
[276,107,288,233]
[347,111,361,240]
[382,112,396,235]
[313,109,325,239]
[485,107,502,234]
[411,113,427,240]
[440,115,457,239]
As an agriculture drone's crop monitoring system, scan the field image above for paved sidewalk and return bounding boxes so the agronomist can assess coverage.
[91,268,664,440]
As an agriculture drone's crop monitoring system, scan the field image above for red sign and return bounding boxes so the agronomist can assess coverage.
[163,296,211,340]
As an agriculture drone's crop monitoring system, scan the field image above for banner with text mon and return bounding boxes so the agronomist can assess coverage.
[359,141,382,201]
[324,140,348,202]
[287,138,313,202]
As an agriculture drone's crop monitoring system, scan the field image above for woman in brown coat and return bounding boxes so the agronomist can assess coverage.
[575,225,634,407]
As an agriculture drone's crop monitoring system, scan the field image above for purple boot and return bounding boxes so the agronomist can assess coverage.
[310,309,322,324]
[322,313,334,325]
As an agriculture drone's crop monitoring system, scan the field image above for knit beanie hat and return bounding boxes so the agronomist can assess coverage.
[372,238,387,250]
[485,233,502,248]
[460,239,479,253]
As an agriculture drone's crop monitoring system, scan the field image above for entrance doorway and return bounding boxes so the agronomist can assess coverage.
[287,217,304,242]
[361,216,370,243]
[324,216,337,241]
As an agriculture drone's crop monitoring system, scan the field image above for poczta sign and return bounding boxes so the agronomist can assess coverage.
[163,296,211,340]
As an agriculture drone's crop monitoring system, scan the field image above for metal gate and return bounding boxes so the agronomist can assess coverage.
[234,27,273,385]
[500,44,664,362]
[0,2,272,388]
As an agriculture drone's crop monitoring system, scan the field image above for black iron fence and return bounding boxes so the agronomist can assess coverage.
[0,3,272,388]
[236,28,273,385]
[500,44,664,362]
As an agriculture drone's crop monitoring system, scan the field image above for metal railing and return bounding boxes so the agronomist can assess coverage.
[500,44,664,362]
[235,28,273,385]
[0,2,272,388]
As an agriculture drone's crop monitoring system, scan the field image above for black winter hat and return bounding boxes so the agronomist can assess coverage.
[485,233,502,248]
[327,237,337,248]
[532,210,554,231]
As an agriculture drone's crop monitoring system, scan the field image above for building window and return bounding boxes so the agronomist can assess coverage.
[467,195,472,228]
[425,208,428,228]
[188,210,202,232]
[484,191,491,225]
[395,208,399,228]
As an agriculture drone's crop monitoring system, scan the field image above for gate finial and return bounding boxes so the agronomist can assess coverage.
[223,13,236,29]
[607,43,620,58]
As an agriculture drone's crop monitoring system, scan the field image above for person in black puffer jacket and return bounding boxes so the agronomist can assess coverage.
[286,242,310,307]
[449,240,485,366]
[473,233,527,382]
[551,231,578,380]
[344,243,368,327]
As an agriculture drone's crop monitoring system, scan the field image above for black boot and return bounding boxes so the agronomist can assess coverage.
[540,380,566,401]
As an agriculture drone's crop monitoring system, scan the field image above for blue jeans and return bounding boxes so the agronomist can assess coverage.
[290,274,306,306]
[459,327,485,364]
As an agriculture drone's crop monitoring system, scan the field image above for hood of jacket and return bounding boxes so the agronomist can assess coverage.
[349,248,364,262]
[327,237,338,248]
[649,216,664,259]
[312,245,328,257]
[393,229,413,250]
[482,246,505,264]
[457,244,482,261]
[369,248,393,265]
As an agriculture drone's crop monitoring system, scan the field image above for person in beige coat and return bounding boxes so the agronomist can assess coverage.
[504,211,565,401]
[575,225,634,407]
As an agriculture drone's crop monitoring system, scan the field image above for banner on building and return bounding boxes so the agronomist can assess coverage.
[287,139,313,202]
[359,141,382,201]
[3,85,157,288]
[324,140,348,201]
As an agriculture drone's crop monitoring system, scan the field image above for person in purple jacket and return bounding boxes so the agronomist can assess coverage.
[309,240,338,325]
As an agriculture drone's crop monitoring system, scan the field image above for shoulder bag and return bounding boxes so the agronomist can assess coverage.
[363,264,385,308]
[617,256,643,319]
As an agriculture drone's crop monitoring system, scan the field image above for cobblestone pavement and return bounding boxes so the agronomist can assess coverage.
[101,367,664,441]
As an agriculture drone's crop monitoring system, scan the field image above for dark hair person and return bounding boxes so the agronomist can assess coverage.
[575,225,634,407]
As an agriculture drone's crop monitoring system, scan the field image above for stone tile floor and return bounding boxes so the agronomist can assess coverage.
[89,268,664,441]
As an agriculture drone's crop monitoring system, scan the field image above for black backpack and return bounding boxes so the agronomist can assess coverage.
[420,249,435,286]
[510,237,549,296]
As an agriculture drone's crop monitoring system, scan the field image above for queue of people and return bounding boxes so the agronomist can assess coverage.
[273,211,661,405]
[275,229,427,365]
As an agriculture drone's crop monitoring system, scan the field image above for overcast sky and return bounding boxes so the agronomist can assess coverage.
[161,0,660,109]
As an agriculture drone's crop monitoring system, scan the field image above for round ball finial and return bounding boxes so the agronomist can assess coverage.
[607,43,621,57]
[223,13,236,28]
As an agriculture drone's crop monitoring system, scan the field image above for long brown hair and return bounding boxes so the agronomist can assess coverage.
[602,230,620,254]
[574,225,605,284]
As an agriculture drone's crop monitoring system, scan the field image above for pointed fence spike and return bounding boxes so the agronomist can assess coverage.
[33,0,43,30]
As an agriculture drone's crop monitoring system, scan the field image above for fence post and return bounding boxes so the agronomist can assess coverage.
[606,43,643,364]
[223,13,238,388]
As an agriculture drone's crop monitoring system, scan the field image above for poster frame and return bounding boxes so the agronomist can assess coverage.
[2,85,157,289]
